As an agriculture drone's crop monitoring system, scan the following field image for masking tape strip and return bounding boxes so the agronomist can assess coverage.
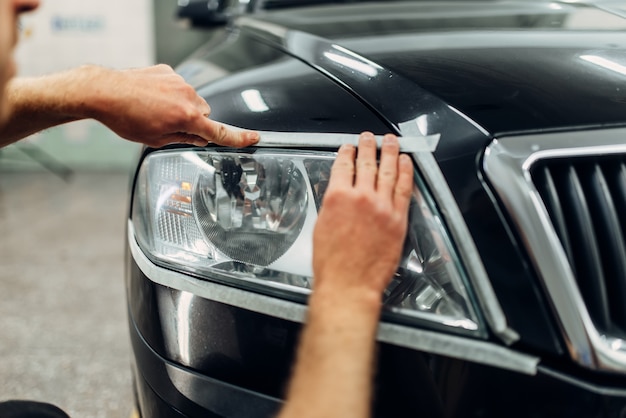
[220,123,441,153]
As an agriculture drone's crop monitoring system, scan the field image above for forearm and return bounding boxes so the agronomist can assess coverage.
[0,64,259,149]
[0,66,103,147]
[279,289,382,418]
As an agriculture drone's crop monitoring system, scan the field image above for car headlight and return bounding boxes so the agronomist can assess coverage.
[132,148,481,333]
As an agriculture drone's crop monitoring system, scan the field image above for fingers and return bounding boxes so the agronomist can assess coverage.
[151,64,175,74]
[161,133,210,147]
[176,95,256,147]
[327,143,356,191]
[196,118,259,147]
[328,132,411,203]
[355,132,378,188]
[374,134,412,213]
[394,154,414,212]
[376,134,400,198]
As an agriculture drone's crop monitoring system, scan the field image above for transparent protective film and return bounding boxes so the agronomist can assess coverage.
[384,176,480,331]
[133,149,480,331]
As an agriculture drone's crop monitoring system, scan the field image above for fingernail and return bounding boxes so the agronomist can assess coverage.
[340,143,354,151]
[360,132,375,143]
[383,134,396,144]
[245,131,260,142]
[399,154,412,165]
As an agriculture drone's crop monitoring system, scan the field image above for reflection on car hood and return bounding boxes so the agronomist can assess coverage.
[253,1,626,135]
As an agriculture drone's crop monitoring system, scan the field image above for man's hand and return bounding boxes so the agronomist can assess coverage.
[279,132,414,418]
[312,131,413,302]
[89,65,259,148]
[0,65,259,148]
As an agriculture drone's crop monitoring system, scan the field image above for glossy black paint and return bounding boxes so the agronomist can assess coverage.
[174,3,566,354]
[127,1,626,416]
[127,258,626,417]
[127,259,298,400]
[239,23,478,138]
[197,57,392,134]
[370,39,626,136]
[251,2,626,135]
[437,151,564,356]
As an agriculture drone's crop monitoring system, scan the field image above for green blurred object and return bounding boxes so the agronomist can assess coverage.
[0,122,140,173]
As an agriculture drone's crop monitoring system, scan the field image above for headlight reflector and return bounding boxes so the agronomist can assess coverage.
[193,154,308,266]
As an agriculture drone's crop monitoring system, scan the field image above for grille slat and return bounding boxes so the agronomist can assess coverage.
[563,165,611,332]
[608,163,626,260]
[586,164,626,333]
[539,166,576,272]
[532,158,626,336]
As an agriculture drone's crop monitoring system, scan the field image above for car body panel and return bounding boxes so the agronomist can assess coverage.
[127,257,626,417]
[174,4,568,355]
[244,2,626,137]
[127,1,626,416]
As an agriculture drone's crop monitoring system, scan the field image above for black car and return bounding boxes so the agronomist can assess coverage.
[126,1,626,416]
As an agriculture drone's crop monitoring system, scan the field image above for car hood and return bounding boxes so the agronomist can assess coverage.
[252,1,626,136]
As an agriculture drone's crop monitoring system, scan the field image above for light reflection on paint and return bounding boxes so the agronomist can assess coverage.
[581,55,626,77]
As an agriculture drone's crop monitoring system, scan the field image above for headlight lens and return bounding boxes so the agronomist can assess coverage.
[132,149,481,333]
[193,154,308,266]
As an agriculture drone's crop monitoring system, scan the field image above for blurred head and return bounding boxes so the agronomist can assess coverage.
[0,0,39,125]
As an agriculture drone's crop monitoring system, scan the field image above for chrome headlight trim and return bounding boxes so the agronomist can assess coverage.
[412,151,518,345]
[484,127,626,373]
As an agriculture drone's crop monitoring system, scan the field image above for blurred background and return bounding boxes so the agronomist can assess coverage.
[0,1,210,416]
[2,0,210,171]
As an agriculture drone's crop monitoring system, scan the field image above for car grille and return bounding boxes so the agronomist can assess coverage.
[531,156,626,338]
[483,127,626,373]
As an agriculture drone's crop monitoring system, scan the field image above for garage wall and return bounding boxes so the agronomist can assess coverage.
[1,0,155,171]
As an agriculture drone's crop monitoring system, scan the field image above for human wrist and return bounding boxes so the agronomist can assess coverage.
[309,279,384,323]
[311,266,388,308]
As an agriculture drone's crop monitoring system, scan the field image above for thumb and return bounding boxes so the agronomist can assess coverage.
[197,118,259,148]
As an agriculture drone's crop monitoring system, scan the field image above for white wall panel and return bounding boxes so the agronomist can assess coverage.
[3,0,156,171]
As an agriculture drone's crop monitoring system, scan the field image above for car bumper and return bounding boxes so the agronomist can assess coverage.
[126,238,626,418]
[128,313,282,418]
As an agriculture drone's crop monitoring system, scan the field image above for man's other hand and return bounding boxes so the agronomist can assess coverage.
[88,64,259,148]
[312,132,413,304]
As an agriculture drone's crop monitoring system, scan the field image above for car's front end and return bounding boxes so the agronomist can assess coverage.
[126,1,626,417]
